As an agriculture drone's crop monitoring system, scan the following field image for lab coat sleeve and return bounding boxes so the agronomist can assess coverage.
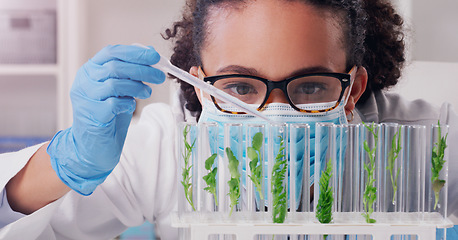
[0,190,25,228]
[106,102,178,239]
[0,143,67,240]
[0,103,178,240]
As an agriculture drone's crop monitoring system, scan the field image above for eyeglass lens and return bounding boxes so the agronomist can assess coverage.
[212,76,343,112]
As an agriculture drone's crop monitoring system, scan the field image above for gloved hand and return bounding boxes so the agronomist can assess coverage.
[47,45,165,195]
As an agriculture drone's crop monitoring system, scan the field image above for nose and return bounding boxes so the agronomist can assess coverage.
[264,88,289,105]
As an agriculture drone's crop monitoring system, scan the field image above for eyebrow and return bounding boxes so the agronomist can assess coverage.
[216,65,259,75]
[288,66,334,77]
[216,65,334,78]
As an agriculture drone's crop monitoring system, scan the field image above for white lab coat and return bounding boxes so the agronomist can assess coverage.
[0,90,457,239]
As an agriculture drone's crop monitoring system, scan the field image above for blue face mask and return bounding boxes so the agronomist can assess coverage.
[198,99,348,208]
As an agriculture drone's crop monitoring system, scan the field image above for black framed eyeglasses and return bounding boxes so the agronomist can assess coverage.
[198,66,357,114]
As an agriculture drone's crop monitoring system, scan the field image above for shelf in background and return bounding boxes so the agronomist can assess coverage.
[0,64,59,75]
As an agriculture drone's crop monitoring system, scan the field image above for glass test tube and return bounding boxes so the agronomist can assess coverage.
[314,122,337,223]
[178,122,199,214]
[359,122,381,223]
[378,123,404,214]
[289,123,311,220]
[335,124,361,216]
[268,123,288,223]
[401,125,426,223]
[223,123,243,217]
[425,123,449,219]
[246,123,267,213]
[338,125,364,240]
[198,122,219,212]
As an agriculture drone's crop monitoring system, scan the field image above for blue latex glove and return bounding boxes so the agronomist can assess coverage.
[47,45,165,195]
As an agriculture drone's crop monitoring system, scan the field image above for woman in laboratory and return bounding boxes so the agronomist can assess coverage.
[1,0,457,239]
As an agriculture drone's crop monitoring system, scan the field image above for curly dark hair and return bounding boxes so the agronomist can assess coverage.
[163,0,405,119]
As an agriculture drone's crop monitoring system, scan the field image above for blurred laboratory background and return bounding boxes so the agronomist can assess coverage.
[0,0,456,238]
[0,0,185,153]
[0,0,457,152]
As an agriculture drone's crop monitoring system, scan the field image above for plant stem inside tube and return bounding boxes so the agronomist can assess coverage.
[226,147,241,216]
[181,125,196,211]
[431,120,448,210]
[387,128,401,204]
[247,132,264,200]
[271,136,287,224]
[203,153,218,206]
[362,122,378,223]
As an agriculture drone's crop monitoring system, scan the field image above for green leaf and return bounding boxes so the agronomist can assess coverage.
[226,148,240,178]
[205,153,217,170]
[362,122,378,223]
[247,147,258,163]
[226,147,241,216]
[271,137,287,223]
[387,128,401,203]
[228,177,238,189]
[252,132,263,151]
[316,159,334,224]
[363,141,370,153]
[431,120,448,209]
[432,179,446,193]
[181,125,195,211]
[246,132,265,199]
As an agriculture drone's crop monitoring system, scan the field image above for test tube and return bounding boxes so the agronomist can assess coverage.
[314,122,337,224]
[268,123,288,224]
[334,124,361,218]
[359,122,381,223]
[289,123,311,221]
[401,125,426,223]
[378,123,403,215]
[335,124,364,240]
[425,123,449,220]
[246,124,267,213]
[198,122,219,213]
[178,122,199,214]
[222,123,243,218]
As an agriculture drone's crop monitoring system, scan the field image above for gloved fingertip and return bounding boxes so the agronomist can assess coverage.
[145,46,163,65]
[150,51,161,65]
[112,98,136,115]
[137,45,161,65]
[155,70,166,84]
[146,85,152,95]
[128,98,137,113]
[138,85,152,99]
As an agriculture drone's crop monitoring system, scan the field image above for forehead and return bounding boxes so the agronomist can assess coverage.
[201,0,347,79]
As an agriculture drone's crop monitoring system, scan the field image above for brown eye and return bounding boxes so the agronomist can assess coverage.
[224,83,258,96]
[226,84,257,95]
[295,82,326,95]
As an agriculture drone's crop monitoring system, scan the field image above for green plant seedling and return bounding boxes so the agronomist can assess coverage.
[271,136,288,223]
[203,153,218,206]
[316,159,334,240]
[316,159,333,223]
[386,128,402,203]
[431,120,448,210]
[181,125,196,211]
[226,147,241,216]
[247,132,264,200]
[362,122,378,223]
